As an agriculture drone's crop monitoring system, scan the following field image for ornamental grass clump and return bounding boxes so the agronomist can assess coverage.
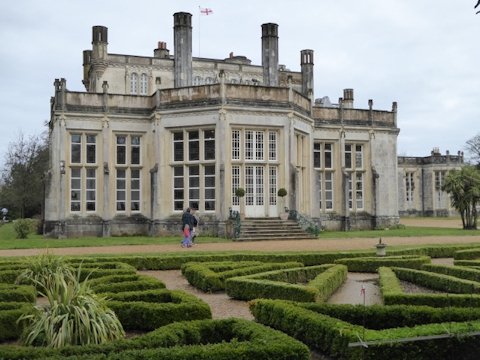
[16,254,125,348]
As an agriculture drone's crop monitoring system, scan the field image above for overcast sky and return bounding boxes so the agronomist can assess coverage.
[1,0,479,168]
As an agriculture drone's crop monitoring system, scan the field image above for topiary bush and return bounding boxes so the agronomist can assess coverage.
[12,218,36,239]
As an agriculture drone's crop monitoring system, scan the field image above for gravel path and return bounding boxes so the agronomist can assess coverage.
[138,270,254,320]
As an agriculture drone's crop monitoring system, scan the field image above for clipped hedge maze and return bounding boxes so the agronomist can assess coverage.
[181,260,304,292]
[226,264,347,302]
[105,289,212,331]
[250,299,480,360]
[379,266,480,307]
[0,318,310,360]
[334,255,431,272]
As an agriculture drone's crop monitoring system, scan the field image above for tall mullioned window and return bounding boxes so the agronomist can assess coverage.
[69,133,98,213]
[172,129,216,211]
[315,142,335,211]
[130,73,138,94]
[435,171,447,209]
[115,134,142,212]
[405,172,415,207]
[345,143,364,211]
[245,131,264,161]
[268,132,277,161]
[232,165,241,206]
[140,74,148,95]
[232,130,240,160]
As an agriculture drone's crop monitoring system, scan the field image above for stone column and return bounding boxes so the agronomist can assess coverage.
[173,12,193,88]
[261,23,279,87]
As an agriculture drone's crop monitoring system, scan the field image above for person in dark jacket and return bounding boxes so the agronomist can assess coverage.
[182,208,195,237]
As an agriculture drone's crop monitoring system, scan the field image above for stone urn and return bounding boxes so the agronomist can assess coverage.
[375,238,387,256]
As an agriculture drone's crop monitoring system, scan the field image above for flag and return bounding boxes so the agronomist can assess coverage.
[360,286,365,296]
[200,7,213,16]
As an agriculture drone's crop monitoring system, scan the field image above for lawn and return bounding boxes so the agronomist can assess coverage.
[0,222,230,250]
[0,219,479,250]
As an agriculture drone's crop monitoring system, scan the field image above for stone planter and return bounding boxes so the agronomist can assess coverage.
[279,212,289,221]
[375,243,387,256]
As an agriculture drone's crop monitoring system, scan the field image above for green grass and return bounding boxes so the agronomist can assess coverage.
[321,226,480,239]
[1,219,479,250]
[0,222,230,250]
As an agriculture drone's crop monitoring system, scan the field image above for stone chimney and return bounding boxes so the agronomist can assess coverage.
[261,23,279,87]
[300,49,314,97]
[154,41,170,58]
[173,12,192,88]
[343,89,354,109]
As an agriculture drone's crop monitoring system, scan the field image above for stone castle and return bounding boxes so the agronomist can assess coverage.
[44,12,455,238]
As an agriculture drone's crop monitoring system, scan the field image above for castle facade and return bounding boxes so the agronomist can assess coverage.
[44,12,400,238]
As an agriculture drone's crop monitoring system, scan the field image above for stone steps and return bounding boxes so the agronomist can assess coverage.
[235,217,317,241]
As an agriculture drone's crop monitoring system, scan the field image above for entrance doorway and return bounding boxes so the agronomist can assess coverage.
[245,166,265,217]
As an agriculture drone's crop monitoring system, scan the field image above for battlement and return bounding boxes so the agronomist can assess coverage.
[398,150,464,166]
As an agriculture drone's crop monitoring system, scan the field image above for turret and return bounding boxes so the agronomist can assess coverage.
[91,26,108,84]
[300,49,314,96]
[261,23,279,87]
[173,12,193,88]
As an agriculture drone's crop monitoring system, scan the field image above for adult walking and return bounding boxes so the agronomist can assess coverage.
[1,208,7,221]
[181,208,195,237]
[191,209,200,244]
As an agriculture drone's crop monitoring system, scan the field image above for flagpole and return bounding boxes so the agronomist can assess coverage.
[198,6,201,57]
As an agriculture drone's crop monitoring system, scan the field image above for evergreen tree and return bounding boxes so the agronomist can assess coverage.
[442,166,480,229]
[0,131,48,219]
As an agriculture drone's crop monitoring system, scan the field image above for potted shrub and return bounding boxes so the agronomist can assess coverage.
[278,188,289,220]
[235,188,246,220]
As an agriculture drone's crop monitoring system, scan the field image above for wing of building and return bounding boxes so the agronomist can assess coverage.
[44,12,403,238]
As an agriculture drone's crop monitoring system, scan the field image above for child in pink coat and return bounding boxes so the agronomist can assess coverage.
[181,224,192,248]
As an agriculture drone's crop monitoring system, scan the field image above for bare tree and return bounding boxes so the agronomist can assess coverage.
[464,133,480,165]
[476,0,480,14]
[0,131,48,219]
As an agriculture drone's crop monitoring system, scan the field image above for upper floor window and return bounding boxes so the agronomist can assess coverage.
[205,77,214,84]
[245,131,264,161]
[71,134,97,165]
[172,130,216,162]
[268,132,277,161]
[130,73,138,94]
[116,135,142,166]
[313,143,333,169]
[232,130,240,160]
[140,73,148,95]
[193,76,202,86]
[345,144,363,169]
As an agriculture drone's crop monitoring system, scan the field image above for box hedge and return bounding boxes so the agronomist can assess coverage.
[0,318,310,360]
[334,255,431,272]
[182,261,303,292]
[250,299,480,360]
[104,289,212,331]
[88,274,166,294]
[379,267,480,307]
[225,264,347,302]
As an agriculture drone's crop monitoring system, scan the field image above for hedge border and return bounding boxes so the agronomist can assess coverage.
[182,261,303,292]
[379,267,480,307]
[225,264,347,302]
[334,255,431,272]
[0,318,310,360]
[250,299,480,360]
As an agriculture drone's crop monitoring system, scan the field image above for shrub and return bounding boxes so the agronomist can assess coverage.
[12,218,36,239]
[235,188,245,197]
[277,188,287,197]
[16,255,125,348]
[15,253,74,292]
